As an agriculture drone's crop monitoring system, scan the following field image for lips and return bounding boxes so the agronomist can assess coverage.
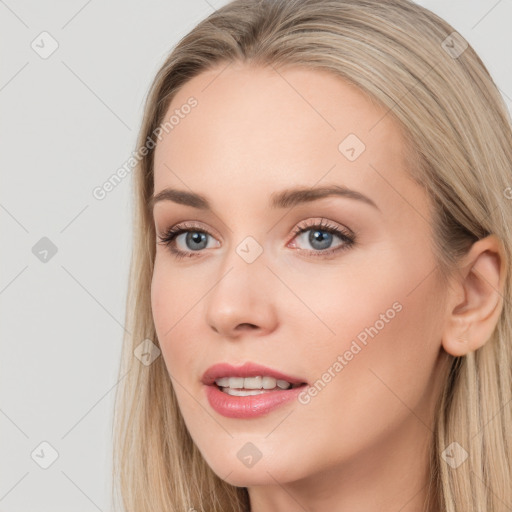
[201,362,308,418]
[201,362,307,387]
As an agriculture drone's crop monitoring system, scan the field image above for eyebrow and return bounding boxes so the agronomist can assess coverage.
[149,184,380,212]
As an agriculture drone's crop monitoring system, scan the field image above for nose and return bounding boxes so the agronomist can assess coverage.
[204,254,278,340]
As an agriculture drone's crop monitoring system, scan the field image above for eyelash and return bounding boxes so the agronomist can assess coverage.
[157,218,356,261]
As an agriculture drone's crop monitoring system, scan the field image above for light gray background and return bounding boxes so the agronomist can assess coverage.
[1,1,511,510]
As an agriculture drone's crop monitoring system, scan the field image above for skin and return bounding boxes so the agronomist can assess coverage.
[150,62,506,512]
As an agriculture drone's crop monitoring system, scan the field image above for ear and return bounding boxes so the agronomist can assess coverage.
[442,234,508,357]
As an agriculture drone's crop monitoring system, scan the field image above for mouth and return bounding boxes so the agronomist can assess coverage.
[213,376,306,396]
[201,362,308,418]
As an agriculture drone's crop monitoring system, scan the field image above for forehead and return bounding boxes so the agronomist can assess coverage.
[152,63,416,214]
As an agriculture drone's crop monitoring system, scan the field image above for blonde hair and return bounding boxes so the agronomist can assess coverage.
[112,1,512,510]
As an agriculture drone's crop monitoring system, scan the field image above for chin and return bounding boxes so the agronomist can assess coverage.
[204,454,304,488]
[215,467,283,487]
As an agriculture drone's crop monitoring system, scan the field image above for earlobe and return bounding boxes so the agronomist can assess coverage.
[441,234,507,357]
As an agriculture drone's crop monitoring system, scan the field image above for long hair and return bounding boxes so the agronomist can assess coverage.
[112,1,512,510]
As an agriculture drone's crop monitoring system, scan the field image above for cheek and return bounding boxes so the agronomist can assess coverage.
[150,263,170,342]
[150,259,207,378]
[296,234,441,362]
[151,262,186,370]
[279,250,411,360]
[290,243,443,417]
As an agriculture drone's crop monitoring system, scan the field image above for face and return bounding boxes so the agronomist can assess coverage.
[151,62,450,489]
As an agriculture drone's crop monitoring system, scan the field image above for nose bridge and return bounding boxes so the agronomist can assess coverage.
[217,221,270,285]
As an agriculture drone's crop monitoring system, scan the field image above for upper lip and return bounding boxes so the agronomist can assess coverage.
[201,362,307,386]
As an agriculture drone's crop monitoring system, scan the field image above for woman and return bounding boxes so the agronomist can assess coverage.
[112,0,512,510]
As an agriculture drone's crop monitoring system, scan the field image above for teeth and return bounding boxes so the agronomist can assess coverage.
[214,376,294,390]
[262,376,277,389]
[215,377,230,387]
[223,388,267,396]
[229,377,244,388]
[244,376,263,389]
[276,379,291,389]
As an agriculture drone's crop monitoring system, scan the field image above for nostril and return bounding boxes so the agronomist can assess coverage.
[237,323,257,330]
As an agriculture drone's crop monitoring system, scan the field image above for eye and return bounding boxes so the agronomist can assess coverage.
[288,218,356,257]
[157,221,219,260]
[157,218,356,260]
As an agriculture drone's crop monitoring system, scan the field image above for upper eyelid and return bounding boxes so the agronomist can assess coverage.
[166,220,220,238]
[162,218,349,237]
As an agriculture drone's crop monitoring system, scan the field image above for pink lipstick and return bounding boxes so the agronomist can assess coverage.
[201,362,308,419]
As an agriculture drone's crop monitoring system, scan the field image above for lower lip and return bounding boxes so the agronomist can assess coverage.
[204,384,306,418]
